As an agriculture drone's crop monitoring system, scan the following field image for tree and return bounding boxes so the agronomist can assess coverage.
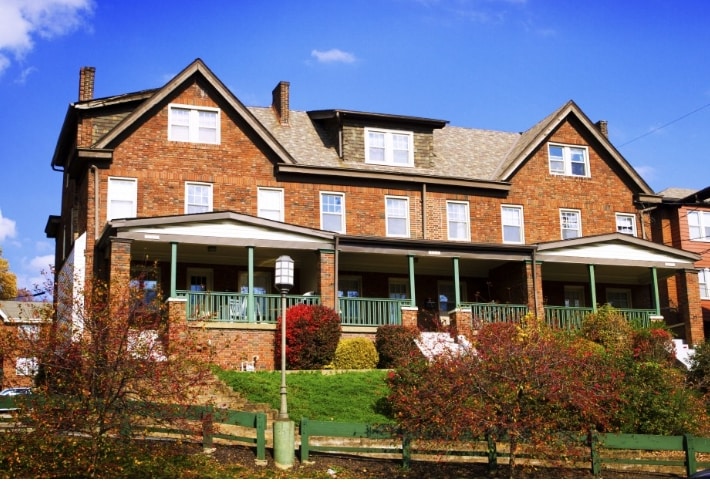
[0,271,213,477]
[0,248,17,299]
[387,318,625,478]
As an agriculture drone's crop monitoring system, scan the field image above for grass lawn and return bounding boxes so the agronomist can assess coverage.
[213,368,394,424]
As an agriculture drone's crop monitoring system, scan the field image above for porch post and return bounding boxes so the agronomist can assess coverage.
[588,264,597,311]
[453,257,461,309]
[247,246,255,322]
[651,267,661,315]
[170,241,178,298]
[408,255,416,307]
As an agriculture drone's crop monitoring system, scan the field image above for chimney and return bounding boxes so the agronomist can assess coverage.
[595,120,608,138]
[271,81,290,126]
[79,66,96,101]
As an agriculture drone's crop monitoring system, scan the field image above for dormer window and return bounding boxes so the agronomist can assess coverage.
[168,104,220,144]
[548,143,589,177]
[365,128,413,167]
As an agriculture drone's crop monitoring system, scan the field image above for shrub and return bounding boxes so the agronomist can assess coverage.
[332,338,379,369]
[375,325,422,368]
[578,304,634,355]
[274,304,341,370]
[688,340,710,395]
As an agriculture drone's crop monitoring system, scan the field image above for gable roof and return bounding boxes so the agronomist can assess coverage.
[0,301,47,324]
[493,100,654,194]
[92,59,297,166]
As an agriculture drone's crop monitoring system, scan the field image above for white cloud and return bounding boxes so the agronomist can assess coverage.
[311,49,356,64]
[0,209,17,242]
[0,0,93,76]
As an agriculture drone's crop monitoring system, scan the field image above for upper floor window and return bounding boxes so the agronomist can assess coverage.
[320,192,345,233]
[447,201,470,241]
[700,268,710,300]
[616,213,637,236]
[548,143,589,177]
[365,129,413,167]
[185,182,213,214]
[258,187,284,222]
[688,210,710,242]
[501,205,524,244]
[168,104,220,144]
[560,209,582,240]
[107,177,137,221]
[385,196,410,237]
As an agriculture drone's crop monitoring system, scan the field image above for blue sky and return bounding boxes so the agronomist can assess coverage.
[1,0,710,294]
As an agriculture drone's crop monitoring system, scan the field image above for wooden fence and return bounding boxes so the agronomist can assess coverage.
[4,394,710,477]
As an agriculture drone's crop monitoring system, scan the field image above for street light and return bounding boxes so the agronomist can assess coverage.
[273,254,294,469]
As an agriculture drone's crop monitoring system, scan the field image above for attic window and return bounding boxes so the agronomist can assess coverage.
[365,128,413,167]
[548,143,589,177]
[168,104,220,144]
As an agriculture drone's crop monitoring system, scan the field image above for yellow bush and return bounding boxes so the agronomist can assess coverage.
[332,338,379,370]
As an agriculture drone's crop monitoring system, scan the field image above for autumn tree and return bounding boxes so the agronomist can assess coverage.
[0,270,214,478]
[0,248,17,300]
[387,318,625,478]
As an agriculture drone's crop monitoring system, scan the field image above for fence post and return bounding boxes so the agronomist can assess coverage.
[255,413,267,466]
[402,433,411,470]
[685,433,697,477]
[202,406,214,453]
[589,429,600,477]
[300,417,310,463]
[486,433,497,474]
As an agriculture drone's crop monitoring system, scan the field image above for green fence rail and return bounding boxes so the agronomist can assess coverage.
[299,417,710,477]
[178,291,320,323]
[338,297,410,326]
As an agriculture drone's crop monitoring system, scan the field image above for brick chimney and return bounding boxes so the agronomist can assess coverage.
[79,66,95,101]
[271,81,290,126]
[595,120,608,138]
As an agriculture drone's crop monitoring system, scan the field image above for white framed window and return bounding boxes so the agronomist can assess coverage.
[185,182,213,214]
[16,357,38,377]
[548,143,589,177]
[688,210,710,242]
[385,196,410,237]
[320,192,345,233]
[615,213,637,236]
[258,187,284,222]
[700,268,710,300]
[107,177,137,221]
[606,288,632,308]
[18,325,39,341]
[502,205,525,244]
[560,209,582,240]
[447,201,470,241]
[168,104,220,144]
[365,128,414,167]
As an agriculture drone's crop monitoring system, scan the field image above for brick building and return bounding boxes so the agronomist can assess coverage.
[0,301,46,389]
[44,59,703,371]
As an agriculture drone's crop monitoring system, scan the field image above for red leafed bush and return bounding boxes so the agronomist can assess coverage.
[274,304,341,370]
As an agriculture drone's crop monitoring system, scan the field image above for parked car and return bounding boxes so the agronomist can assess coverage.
[0,387,31,396]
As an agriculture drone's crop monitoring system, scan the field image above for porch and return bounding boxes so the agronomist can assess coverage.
[181,290,658,330]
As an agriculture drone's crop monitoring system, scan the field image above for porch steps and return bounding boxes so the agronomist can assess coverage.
[415,332,473,361]
[673,339,695,370]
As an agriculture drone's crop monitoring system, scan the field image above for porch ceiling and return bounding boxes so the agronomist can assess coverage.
[541,261,677,284]
[337,252,511,277]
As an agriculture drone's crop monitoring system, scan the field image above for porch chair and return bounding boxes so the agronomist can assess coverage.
[228,297,247,320]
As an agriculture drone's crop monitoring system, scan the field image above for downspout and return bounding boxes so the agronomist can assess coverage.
[638,205,657,241]
[334,235,340,314]
[91,165,99,240]
[422,183,427,239]
[532,247,539,319]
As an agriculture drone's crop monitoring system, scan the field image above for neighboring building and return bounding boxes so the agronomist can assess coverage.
[652,187,710,338]
[0,301,45,388]
[44,59,703,370]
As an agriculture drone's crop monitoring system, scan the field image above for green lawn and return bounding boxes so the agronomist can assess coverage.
[213,368,394,424]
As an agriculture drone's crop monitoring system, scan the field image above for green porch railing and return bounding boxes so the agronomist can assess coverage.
[544,306,656,331]
[463,302,529,325]
[177,291,320,323]
[338,297,410,326]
